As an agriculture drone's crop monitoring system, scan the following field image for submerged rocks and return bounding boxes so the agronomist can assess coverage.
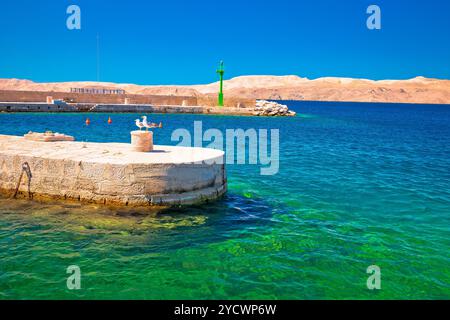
[253,100,296,117]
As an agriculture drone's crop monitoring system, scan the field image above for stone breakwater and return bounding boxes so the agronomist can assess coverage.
[253,100,296,116]
[0,101,296,117]
[0,135,226,208]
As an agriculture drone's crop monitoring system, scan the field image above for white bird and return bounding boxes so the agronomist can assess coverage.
[141,116,151,131]
[135,119,144,131]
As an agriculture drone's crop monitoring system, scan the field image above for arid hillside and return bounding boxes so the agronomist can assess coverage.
[1,75,449,104]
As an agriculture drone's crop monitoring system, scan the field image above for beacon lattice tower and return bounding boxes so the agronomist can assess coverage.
[216,61,225,107]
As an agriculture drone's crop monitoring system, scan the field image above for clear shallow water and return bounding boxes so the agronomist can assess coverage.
[0,101,449,299]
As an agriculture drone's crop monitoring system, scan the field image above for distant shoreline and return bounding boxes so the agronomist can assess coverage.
[1,75,450,105]
[1,100,449,118]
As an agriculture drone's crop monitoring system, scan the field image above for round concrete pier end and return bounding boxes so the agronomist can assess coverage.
[0,135,226,208]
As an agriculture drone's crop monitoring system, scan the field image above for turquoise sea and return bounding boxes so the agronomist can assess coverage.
[0,101,449,299]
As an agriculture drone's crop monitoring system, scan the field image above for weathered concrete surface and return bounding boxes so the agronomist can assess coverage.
[0,102,256,116]
[0,90,198,106]
[131,130,153,152]
[91,104,205,114]
[0,135,226,207]
[0,102,78,112]
[202,106,255,116]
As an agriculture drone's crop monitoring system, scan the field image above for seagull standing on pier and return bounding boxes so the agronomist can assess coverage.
[135,118,144,131]
[141,116,151,131]
[141,116,163,130]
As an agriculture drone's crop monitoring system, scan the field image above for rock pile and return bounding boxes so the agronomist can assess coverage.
[253,100,296,117]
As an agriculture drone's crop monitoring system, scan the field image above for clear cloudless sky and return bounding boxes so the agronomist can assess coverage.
[0,0,449,84]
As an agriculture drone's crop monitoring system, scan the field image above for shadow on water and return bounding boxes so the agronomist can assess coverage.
[151,192,278,246]
[0,191,280,251]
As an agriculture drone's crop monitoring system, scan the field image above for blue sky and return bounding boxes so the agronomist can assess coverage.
[0,0,449,84]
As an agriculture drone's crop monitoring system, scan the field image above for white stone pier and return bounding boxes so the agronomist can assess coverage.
[0,135,226,207]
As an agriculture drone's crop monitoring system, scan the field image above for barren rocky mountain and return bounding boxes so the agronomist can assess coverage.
[1,75,449,104]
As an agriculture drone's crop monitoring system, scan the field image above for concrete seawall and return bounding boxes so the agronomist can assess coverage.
[91,104,205,114]
[0,90,198,106]
[0,102,256,116]
[0,102,78,112]
[0,90,256,108]
[0,135,227,207]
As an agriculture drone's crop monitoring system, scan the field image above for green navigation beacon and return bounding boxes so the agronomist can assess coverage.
[216,61,225,107]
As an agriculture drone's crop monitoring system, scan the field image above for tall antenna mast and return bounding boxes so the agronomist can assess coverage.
[96,33,100,81]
